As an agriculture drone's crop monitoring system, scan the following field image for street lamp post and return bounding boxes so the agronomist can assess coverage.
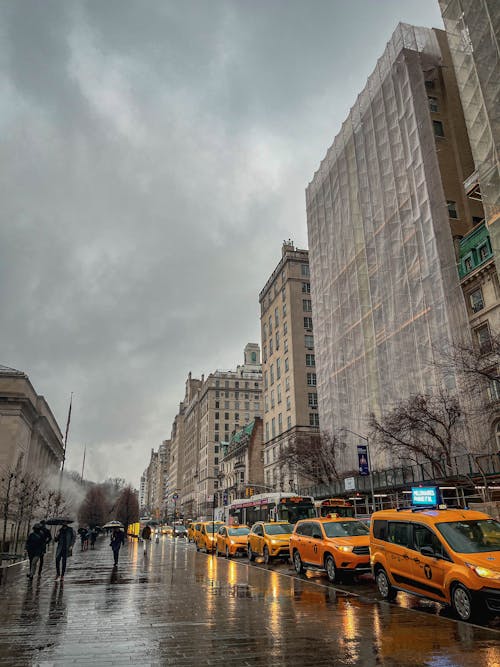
[341,428,376,513]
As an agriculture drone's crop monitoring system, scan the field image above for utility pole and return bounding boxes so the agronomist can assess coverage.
[59,392,73,492]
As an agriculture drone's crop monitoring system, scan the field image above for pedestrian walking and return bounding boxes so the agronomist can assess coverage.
[110,528,125,566]
[55,523,75,581]
[25,525,44,580]
[37,519,52,576]
[78,527,89,551]
[141,525,151,555]
[89,528,97,550]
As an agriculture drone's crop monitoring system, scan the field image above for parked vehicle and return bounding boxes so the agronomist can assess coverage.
[370,507,500,622]
[247,522,293,564]
[289,517,370,582]
[173,525,188,538]
[196,521,224,552]
[215,524,250,558]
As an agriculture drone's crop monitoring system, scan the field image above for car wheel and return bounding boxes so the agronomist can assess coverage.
[225,546,230,559]
[451,583,475,622]
[293,550,305,574]
[325,555,338,583]
[248,545,255,561]
[376,567,397,601]
[196,542,200,552]
[263,546,272,565]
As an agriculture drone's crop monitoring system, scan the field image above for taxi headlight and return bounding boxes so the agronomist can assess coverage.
[466,563,500,580]
[270,539,280,546]
[229,539,235,545]
[338,546,354,553]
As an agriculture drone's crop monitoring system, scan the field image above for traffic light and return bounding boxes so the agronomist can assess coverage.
[245,487,254,497]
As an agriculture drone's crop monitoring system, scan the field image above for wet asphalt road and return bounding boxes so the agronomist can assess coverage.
[0,536,498,666]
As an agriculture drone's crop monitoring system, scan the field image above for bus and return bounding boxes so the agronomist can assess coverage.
[315,498,355,518]
[227,493,315,526]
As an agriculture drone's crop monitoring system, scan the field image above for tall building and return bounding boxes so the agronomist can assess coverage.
[219,417,264,505]
[196,344,262,517]
[306,24,484,473]
[259,243,319,492]
[439,1,500,269]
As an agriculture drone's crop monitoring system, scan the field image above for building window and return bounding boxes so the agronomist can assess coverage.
[225,401,230,409]
[225,424,229,431]
[433,120,445,137]
[464,256,473,272]
[309,413,320,427]
[447,200,458,219]
[270,390,275,408]
[269,338,273,355]
[214,434,219,442]
[275,307,279,327]
[270,365,275,384]
[272,418,276,438]
[214,457,219,465]
[215,401,219,409]
[475,323,492,354]
[263,324,267,341]
[269,316,272,334]
[308,393,318,407]
[479,243,490,261]
[303,299,312,312]
[277,384,282,403]
[285,377,290,391]
[428,96,439,113]
[283,321,288,336]
[306,354,316,367]
[304,317,313,329]
[488,377,500,402]
[235,381,239,389]
[265,422,270,440]
[469,288,484,313]
[264,371,268,389]
[281,270,285,283]
[286,396,291,410]
[224,412,229,420]
[284,358,289,372]
[276,358,281,379]
[254,402,260,410]
[302,282,311,293]
[275,331,280,349]
[278,413,283,433]
[305,335,314,349]
[307,373,317,386]
[284,339,288,353]
[215,380,220,388]
[235,401,240,410]
[215,423,219,431]
[215,412,219,419]
[281,287,286,301]
[245,402,250,410]
[282,302,287,317]
[235,413,239,421]
[301,264,310,277]
[287,416,292,429]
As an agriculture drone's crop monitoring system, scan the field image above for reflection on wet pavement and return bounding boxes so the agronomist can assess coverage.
[0,536,498,665]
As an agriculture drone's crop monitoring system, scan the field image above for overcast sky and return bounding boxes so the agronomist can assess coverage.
[1,0,443,486]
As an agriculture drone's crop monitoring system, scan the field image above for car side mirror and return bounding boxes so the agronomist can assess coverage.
[420,546,435,558]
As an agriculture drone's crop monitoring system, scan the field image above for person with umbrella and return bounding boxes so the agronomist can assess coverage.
[110,528,125,567]
[25,524,44,580]
[37,520,52,576]
[54,521,76,581]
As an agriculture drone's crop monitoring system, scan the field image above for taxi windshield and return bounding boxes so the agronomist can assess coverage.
[323,521,369,538]
[436,519,500,553]
[204,524,221,533]
[228,527,249,536]
[265,523,293,535]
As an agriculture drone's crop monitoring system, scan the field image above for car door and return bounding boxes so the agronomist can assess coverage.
[249,524,261,554]
[294,522,313,564]
[410,523,450,601]
[385,521,414,588]
[217,526,226,552]
[309,522,324,567]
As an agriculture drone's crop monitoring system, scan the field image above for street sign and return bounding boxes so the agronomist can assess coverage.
[222,491,228,506]
[344,477,356,491]
[358,444,369,476]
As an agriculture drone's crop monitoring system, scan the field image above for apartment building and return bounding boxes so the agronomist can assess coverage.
[259,243,320,492]
[196,344,262,517]
[439,0,500,268]
[306,24,484,473]
[219,417,264,505]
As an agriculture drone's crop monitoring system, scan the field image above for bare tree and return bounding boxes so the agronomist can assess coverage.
[115,485,139,534]
[78,485,108,528]
[278,430,351,486]
[369,389,463,477]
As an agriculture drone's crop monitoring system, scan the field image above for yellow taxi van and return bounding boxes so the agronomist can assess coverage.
[370,506,500,621]
[247,521,293,564]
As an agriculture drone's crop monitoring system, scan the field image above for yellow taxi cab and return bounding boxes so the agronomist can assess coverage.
[370,507,500,622]
[289,516,370,582]
[215,524,250,558]
[161,525,174,536]
[187,523,196,542]
[191,522,202,545]
[247,521,293,564]
[196,521,224,553]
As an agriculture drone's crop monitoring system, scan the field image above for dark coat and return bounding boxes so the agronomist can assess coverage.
[110,530,125,551]
[39,525,52,553]
[55,525,76,557]
[25,530,44,558]
[141,526,151,540]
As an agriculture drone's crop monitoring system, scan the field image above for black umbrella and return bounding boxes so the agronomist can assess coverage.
[44,518,74,525]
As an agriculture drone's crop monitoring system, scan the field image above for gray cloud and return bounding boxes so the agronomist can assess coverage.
[0,0,443,485]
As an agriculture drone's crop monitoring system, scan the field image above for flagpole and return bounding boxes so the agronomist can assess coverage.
[81,445,86,485]
[59,392,73,492]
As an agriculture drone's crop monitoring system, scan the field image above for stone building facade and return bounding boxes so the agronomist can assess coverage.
[259,243,320,492]
[219,417,264,505]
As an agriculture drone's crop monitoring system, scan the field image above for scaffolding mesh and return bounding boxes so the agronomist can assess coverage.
[306,24,472,473]
[439,0,500,263]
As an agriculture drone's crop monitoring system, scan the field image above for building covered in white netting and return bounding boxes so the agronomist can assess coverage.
[306,24,484,473]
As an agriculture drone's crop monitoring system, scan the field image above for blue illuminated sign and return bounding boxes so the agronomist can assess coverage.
[411,487,438,506]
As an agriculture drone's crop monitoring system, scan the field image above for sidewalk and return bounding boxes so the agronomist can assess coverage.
[0,535,497,666]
